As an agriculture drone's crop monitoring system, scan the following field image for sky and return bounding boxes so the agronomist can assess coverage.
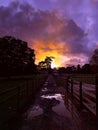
[0,0,98,68]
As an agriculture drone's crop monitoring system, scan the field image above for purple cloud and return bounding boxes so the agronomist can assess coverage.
[0,0,97,65]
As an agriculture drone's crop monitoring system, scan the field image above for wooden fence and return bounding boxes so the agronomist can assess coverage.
[66,75,98,129]
[0,75,47,128]
[66,76,96,115]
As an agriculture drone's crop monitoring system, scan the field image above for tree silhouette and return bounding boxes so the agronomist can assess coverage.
[81,64,92,74]
[38,56,54,69]
[76,64,81,73]
[38,61,46,69]
[90,49,98,65]
[45,56,54,69]
[0,36,36,76]
[89,49,98,73]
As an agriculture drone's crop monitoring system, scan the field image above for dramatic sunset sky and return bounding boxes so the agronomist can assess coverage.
[0,0,98,68]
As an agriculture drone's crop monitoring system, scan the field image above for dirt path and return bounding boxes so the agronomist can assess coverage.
[19,75,95,130]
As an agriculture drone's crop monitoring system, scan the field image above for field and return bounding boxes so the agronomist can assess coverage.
[54,74,96,87]
[71,74,96,85]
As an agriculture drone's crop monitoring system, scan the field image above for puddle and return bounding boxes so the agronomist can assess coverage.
[41,93,62,100]
[21,92,78,130]
[26,105,43,120]
[41,87,48,92]
[40,93,72,118]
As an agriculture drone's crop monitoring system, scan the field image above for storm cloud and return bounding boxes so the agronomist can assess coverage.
[0,0,97,66]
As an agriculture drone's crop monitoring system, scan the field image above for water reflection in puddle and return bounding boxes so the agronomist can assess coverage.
[25,93,67,120]
[41,87,48,92]
[41,93,62,100]
[41,93,71,117]
[26,105,43,120]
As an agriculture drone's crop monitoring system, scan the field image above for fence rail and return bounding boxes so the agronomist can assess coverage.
[0,75,47,128]
[66,77,96,116]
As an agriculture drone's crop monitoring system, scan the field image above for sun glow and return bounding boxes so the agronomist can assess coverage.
[51,61,58,68]
[32,40,69,68]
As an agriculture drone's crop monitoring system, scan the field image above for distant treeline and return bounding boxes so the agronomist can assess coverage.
[58,64,98,74]
[0,36,37,76]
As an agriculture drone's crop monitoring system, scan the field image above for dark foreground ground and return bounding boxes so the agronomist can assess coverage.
[18,75,95,130]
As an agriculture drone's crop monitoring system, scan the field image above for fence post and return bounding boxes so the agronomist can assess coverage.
[26,80,29,102]
[80,81,83,108]
[32,79,34,97]
[17,85,20,112]
[66,77,69,93]
[96,74,98,130]
[71,79,73,97]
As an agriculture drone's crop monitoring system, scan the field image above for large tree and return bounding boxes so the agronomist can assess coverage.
[89,49,98,73]
[90,49,98,65]
[0,36,36,76]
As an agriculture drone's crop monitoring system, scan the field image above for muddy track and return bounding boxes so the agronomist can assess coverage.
[19,75,95,130]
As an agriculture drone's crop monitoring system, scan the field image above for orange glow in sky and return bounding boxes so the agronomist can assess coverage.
[32,40,69,68]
